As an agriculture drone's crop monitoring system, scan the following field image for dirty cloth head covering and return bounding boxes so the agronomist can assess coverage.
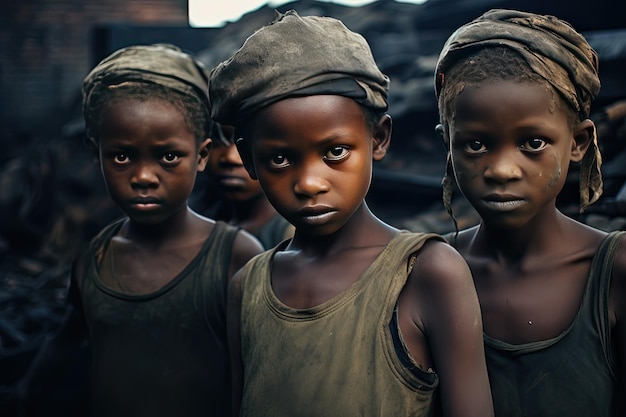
[435,9,603,210]
[209,9,390,126]
[81,43,224,143]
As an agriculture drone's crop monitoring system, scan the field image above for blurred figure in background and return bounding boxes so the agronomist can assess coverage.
[199,122,293,249]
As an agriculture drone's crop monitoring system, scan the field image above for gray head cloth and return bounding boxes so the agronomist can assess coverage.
[81,43,222,142]
[209,9,390,126]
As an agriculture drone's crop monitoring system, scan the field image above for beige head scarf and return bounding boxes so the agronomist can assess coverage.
[435,9,603,210]
[209,10,389,126]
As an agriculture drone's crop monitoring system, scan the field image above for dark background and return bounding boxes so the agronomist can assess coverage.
[1,0,625,413]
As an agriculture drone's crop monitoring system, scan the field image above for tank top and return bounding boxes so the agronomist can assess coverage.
[78,218,239,417]
[484,231,624,417]
[238,231,442,417]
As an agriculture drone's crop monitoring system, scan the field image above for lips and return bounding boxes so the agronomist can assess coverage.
[216,175,247,187]
[296,206,336,226]
[128,196,162,210]
[482,193,526,211]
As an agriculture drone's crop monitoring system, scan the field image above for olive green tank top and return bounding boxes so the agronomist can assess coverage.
[239,231,442,417]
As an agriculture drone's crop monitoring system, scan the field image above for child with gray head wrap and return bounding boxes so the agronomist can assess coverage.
[211,10,493,417]
[435,9,626,416]
[19,43,262,417]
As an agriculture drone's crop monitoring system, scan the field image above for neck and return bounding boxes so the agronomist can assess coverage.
[124,206,199,247]
[229,194,277,225]
[288,202,397,257]
[477,208,570,260]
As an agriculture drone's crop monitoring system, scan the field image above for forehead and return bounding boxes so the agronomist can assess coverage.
[98,98,194,143]
[454,80,567,122]
[249,95,369,143]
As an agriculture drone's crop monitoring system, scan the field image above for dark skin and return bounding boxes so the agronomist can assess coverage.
[206,133,293,242]
[443,80,626,414]
[17,97,263,405]
[228,94,493,417]
[95,98,262,293]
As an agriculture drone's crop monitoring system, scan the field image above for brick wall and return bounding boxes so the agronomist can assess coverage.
[0,0,189,147]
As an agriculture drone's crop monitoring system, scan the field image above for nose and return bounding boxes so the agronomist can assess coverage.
[219,144,243,166]
[483,150,522,184]
[293,162,330,197]
[131,161,159,188]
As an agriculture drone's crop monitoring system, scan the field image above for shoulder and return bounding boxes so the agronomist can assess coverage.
[608,231,626,273]
[73,218,125,288]
[608,231,626,320]
[443,225,479,251]
[402,237,478,324]
[409,237,473,289]
[229,228,264,278]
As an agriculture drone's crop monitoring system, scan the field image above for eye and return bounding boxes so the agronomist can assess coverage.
[113,153,130,164]
[324,146,349,162]
[268,153,290,169]
[521,138,547,152]
[161,152,180,165]
[464,140,487,154]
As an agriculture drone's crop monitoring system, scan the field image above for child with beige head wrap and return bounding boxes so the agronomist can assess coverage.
[435,9,626,417]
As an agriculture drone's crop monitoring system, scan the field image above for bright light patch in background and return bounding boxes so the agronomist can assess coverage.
[189,0,427,28]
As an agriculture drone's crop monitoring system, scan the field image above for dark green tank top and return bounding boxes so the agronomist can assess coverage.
[238,231,442,417]
[78,219,238,417]
[484,231,624,417]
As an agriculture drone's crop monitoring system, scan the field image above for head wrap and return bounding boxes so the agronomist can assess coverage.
[435,9,602,210]
[81,43,224,143]
[209,10,389,126]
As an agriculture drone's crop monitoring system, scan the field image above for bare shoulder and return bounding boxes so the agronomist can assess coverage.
[404,237,480,332]
[229,228,264,279]
[410,237,474,290]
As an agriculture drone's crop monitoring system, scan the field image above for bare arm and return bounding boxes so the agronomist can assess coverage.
[609,233,626,416]
[227,270,244,417]
[399,239,493,417]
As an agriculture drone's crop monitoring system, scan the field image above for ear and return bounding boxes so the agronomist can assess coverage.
[436,123,450,150]
[235,137,258,179]
[196,137,212,172]
[570,119,595,163]
[85,133,100,163]
[372,114,392,161]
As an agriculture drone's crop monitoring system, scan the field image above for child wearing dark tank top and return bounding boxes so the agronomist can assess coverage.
[436,9,626,416]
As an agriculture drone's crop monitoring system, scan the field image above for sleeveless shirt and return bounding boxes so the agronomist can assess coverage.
[238,231,442,417]
[203,201,293,249]
[77,218,239,417]
[483,231,624,417]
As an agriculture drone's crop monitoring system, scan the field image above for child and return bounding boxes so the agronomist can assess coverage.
[20,43,263,417]
[209,10,493,417]
[199,122,294,249]
[435,9,626,416]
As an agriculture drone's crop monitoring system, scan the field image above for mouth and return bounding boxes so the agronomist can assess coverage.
[129,197,162,210]
[296,206,336,226]
[216,175,248,187]
[482,194,526,212]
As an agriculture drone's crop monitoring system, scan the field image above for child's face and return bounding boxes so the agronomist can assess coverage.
[97,97,210,224]
[447,80,581,229]
[207,141,264,203]
[239,95,389,236]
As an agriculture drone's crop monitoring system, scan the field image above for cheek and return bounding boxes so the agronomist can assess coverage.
[451,157,478,186]
[544,151,565,190]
